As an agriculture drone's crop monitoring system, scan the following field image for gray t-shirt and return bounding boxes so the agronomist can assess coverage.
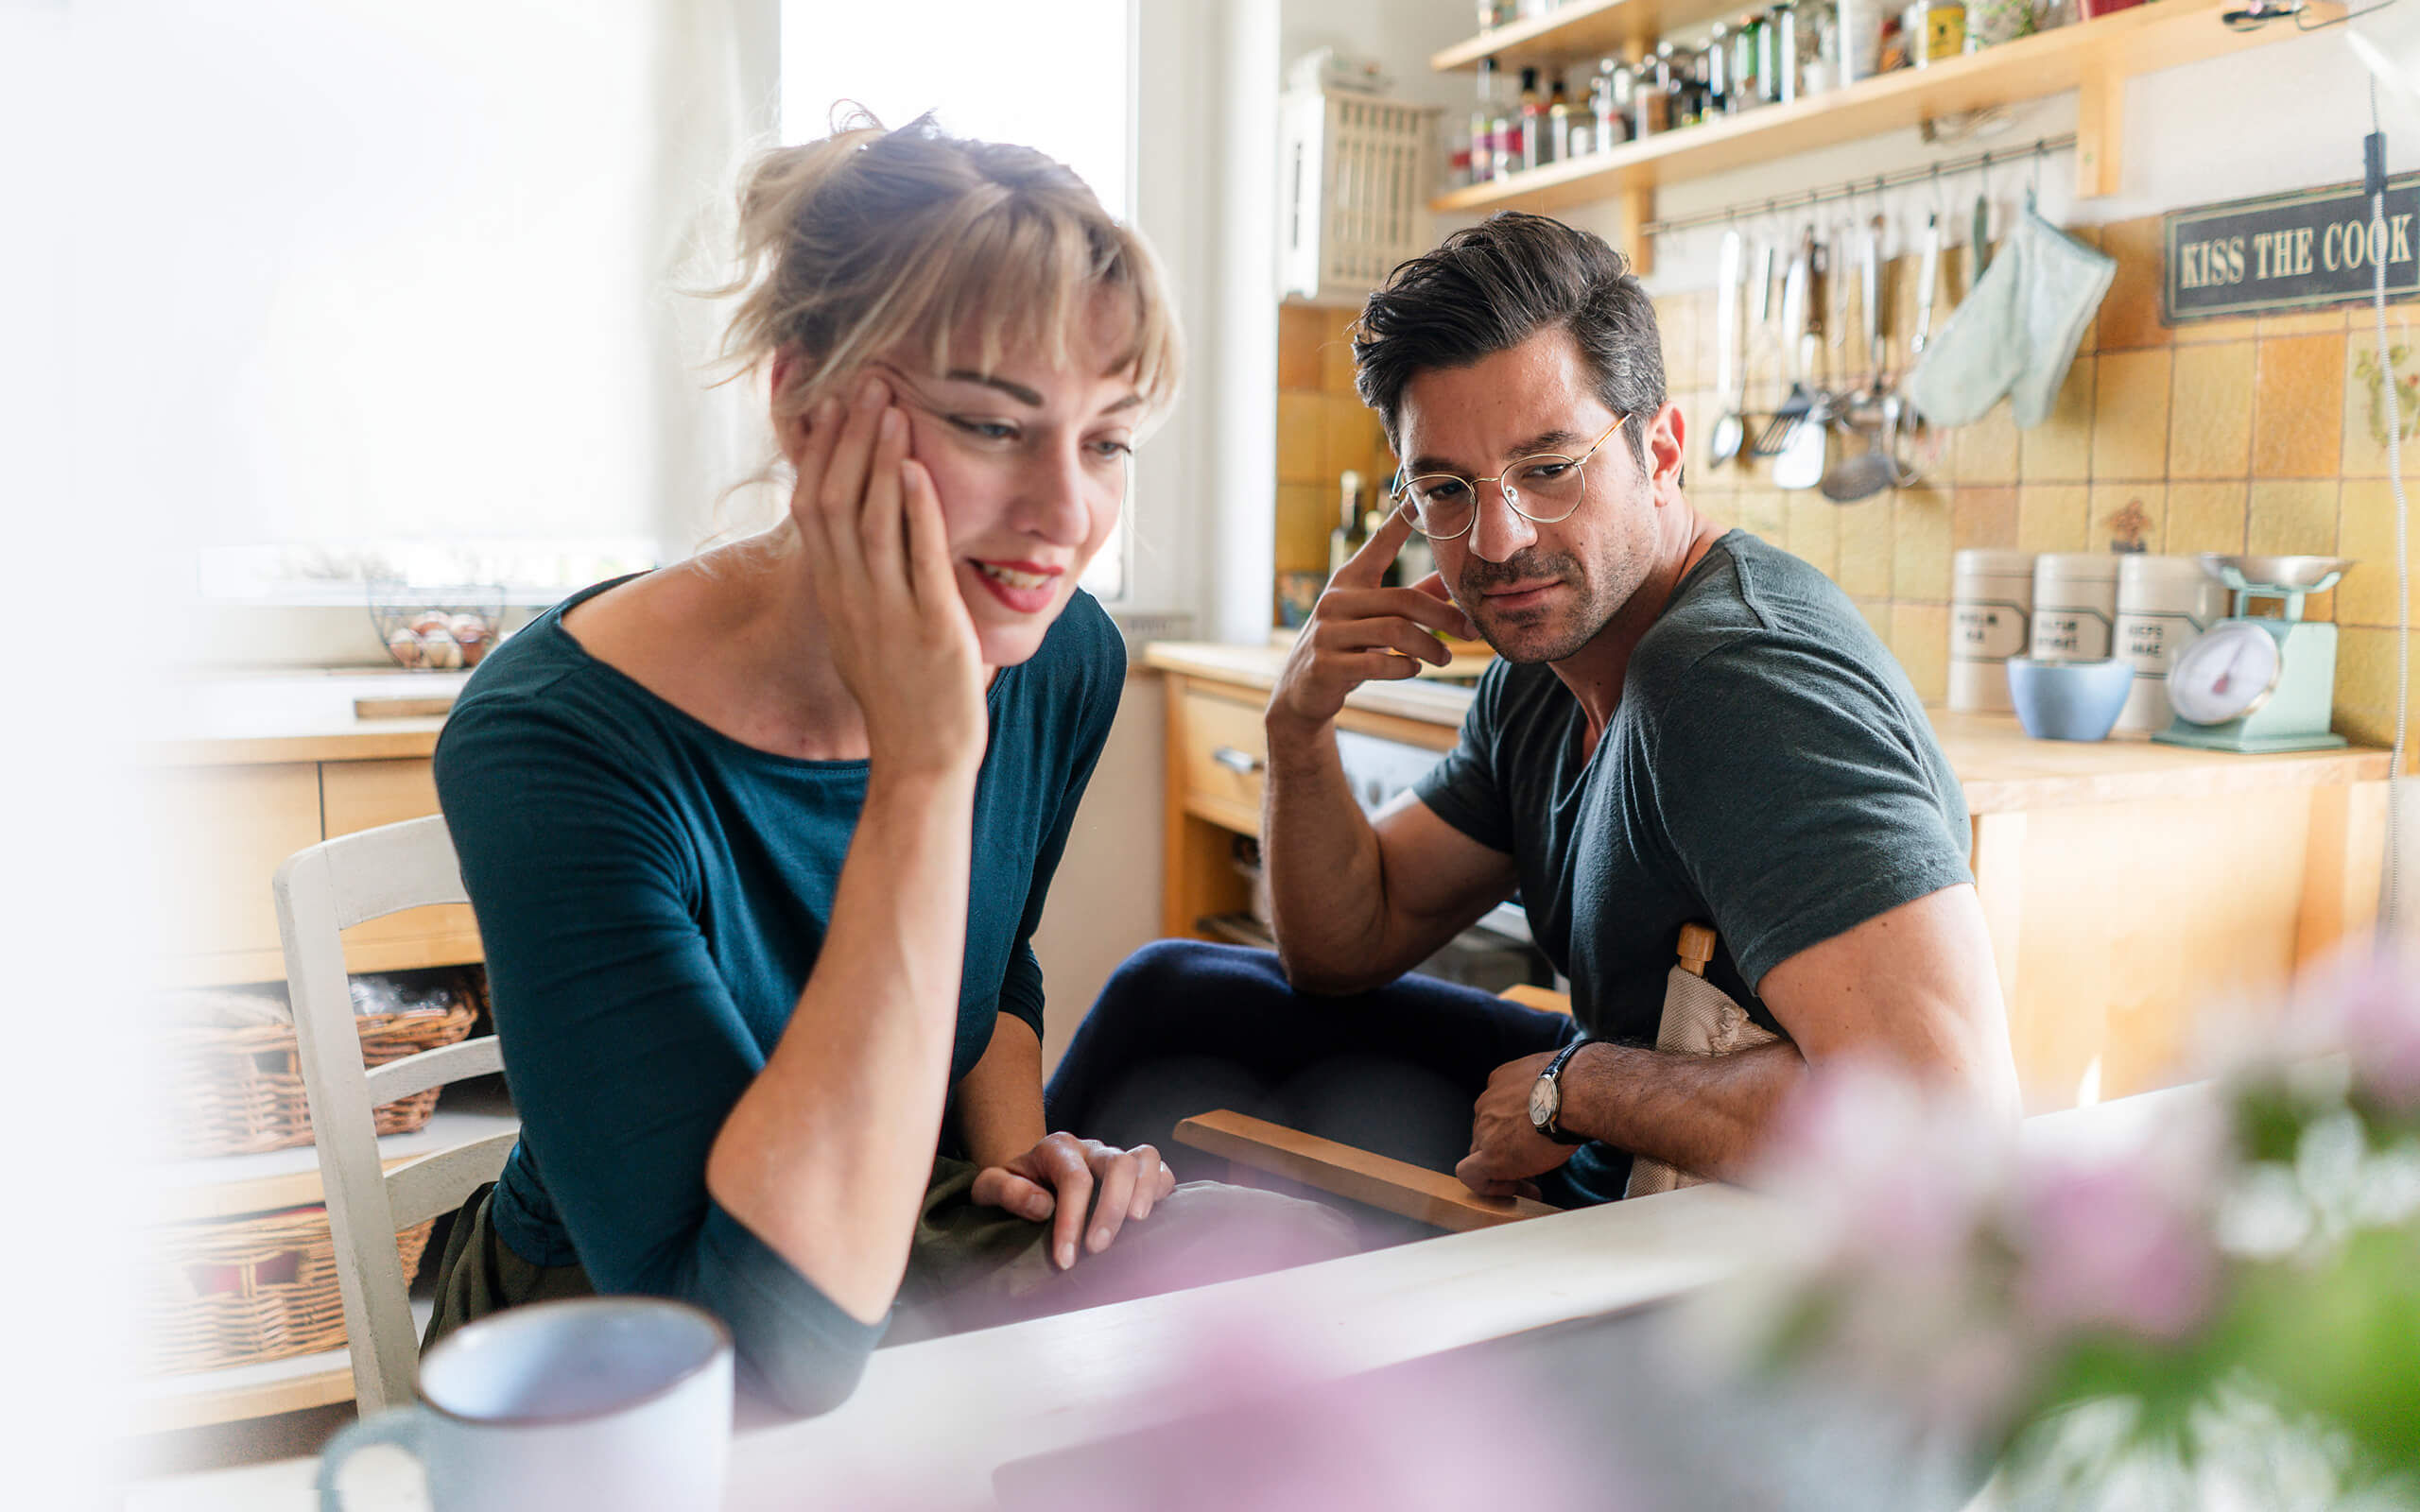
[1414,529,1972,1051]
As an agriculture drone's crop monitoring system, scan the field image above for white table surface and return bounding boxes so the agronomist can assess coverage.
[122,1086,2204,1511]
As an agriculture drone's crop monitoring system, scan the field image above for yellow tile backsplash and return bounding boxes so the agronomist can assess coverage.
[2164,482,2250,557]
[1272,209,2411,758]
[2254,332,2349,478]
[2017,485,2092,553]
[2092,349,2172,480]
[2168,341,2255,480]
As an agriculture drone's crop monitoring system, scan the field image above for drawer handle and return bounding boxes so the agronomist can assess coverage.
[1211,746,1266,775]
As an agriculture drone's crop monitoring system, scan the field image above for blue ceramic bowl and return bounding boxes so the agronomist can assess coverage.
[2005,657,2135,742]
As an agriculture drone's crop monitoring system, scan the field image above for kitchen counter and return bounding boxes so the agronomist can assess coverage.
[139,668,470,766]
[1143,640,2390,1113]
[1140,642,2391,814]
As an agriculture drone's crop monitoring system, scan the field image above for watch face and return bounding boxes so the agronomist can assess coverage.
[1528,1071,1558,1131]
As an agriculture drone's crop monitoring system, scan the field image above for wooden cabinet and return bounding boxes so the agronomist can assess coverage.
[149,764,324,966]
[1145,642,2392,1115]
[320,758,482,968]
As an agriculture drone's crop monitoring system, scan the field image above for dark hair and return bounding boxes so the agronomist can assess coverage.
[1351,212,1663,466]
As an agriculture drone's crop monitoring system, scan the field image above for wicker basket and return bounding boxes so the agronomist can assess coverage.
[156,971,484,1158]
[141,1205,438,1376]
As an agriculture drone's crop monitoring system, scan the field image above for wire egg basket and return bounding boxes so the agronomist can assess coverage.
[366,580,507,671]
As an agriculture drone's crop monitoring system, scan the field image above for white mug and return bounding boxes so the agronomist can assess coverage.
[2113,554,2233,734]
[318,1297,734,1512]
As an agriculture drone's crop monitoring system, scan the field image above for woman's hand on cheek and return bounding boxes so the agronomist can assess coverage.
[968,1132,1177,1272]
[791,375,988,781]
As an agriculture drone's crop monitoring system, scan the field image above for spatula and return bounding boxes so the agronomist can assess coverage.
[1752,233,1817,458]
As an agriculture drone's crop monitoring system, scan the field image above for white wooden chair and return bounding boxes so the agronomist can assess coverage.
[273,814,514,1414]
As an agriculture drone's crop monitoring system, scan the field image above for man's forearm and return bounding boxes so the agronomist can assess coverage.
[1559,1040,1806,1183]
[1260,714,1393,990]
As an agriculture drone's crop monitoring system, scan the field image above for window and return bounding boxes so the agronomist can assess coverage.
[783,0,1137,598]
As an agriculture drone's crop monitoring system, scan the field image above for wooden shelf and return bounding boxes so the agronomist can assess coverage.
[1430,0,2307,216]
[145,1097,518,1224]
[1435,0,1735,74]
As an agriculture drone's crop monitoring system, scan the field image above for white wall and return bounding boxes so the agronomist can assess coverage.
[1032,675,1166,1074]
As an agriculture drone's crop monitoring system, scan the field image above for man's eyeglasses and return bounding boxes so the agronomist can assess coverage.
[1391,416,1629,541]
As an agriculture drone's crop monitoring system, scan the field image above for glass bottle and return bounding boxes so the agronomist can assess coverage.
[1706,24,1732,115]
[1547,75,1575,163]
[1517,66,1547,171]
[1329,472,1368,581]
[1591,58,1632,149]
[1771,2,1800,104]
[1636,48,1670,137]
[1471,59,1499,184]
[1733,13,1763,110]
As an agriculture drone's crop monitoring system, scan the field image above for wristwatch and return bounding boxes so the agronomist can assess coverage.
[1528,1040,1590,1145]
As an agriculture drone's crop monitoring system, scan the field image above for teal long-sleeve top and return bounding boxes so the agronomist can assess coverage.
[432,576,1123,1415]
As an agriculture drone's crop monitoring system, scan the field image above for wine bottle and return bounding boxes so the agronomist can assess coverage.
[1329,471,1368,581]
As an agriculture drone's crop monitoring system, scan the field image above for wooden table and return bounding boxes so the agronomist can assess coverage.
[1143,642,2391,1114]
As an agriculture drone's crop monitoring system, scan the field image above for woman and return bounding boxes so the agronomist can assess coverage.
[430,113,1351,1416]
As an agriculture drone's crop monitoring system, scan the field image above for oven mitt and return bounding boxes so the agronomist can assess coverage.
[1902,191,2115,430]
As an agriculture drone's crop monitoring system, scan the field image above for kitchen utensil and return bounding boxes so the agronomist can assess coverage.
[1911,212,1942,358]
[2153,555,2357,752]
[1775,320,1833,492]
[2006,657,2135,742]
[1709,228,1748,467]
[1972,187,1992,279]
[1898,211,1949,479]
[1753,234,1817,456]
[1820,395,1897,501]
[1860,212,1886,396]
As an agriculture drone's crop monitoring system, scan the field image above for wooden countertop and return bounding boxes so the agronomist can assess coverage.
[1143,642,2392,815]
[138,669,471,766]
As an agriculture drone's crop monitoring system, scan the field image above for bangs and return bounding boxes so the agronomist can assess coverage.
[898,198,1180,417]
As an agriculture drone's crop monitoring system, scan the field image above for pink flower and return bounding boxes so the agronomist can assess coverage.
[2323,947,2420,1112]
[2013,1155,2221,1343]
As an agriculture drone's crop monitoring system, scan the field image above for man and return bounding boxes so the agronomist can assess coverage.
[1048,212,2016,1208]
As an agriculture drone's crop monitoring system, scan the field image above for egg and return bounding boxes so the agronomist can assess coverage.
[387,628,426,669]
[448,613,492,665]
[418,626,464,670]
[408,610,453,639]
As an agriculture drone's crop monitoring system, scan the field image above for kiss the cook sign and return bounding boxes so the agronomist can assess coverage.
[2164,174,2420,322]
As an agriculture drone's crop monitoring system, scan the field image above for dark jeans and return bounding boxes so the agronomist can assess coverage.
[1045,940,1615,1206]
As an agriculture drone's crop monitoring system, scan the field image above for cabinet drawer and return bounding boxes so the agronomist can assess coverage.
[1177,689,1269,830]
[320,759,480,958]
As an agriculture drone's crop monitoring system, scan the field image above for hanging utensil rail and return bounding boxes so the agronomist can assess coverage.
[1638,134,2078,240]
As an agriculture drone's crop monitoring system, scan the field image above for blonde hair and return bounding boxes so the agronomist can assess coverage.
[713,108,1181,444]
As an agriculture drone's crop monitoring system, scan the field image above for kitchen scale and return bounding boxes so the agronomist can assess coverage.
[2154,555,2356,753]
